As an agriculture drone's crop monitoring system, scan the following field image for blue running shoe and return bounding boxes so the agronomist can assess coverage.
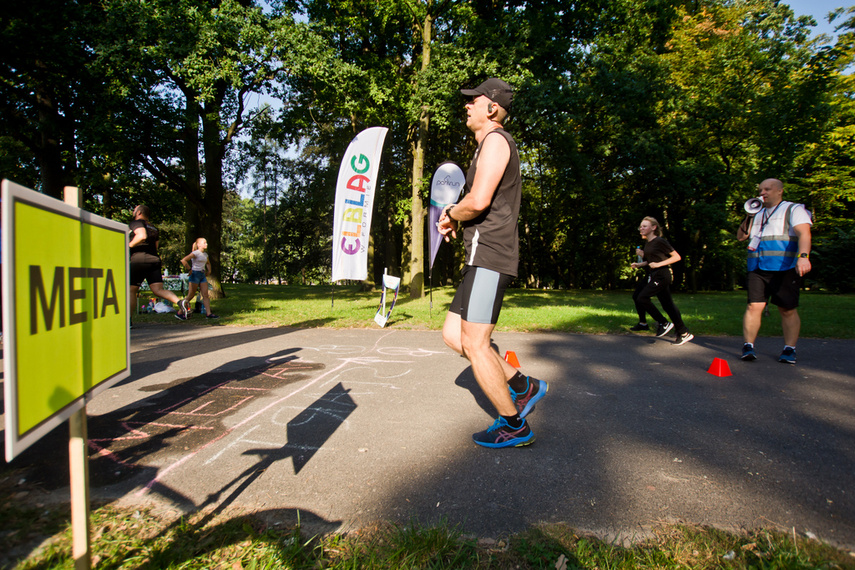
[510,377,548,418]
[778,347,796,364]
[742,343,757,361]
[472,417,534,448]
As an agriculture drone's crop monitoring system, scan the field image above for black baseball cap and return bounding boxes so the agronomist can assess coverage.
[460,78,513,110]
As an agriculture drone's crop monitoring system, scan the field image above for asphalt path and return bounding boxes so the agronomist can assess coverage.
[3,323,854,551]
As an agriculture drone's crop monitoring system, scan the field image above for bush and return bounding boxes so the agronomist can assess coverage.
[811,227,855,293]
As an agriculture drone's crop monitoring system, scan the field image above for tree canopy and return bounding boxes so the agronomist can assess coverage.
[1,0,853,293]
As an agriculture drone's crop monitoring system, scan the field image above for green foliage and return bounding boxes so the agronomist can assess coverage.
[2,0,854,295]
[221,191,265,283]
[812,226,855,293]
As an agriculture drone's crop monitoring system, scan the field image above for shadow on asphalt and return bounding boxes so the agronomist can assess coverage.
[2,326,331,494]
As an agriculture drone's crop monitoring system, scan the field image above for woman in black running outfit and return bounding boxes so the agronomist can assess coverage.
[129,205,189,322]
[630,216,693,345]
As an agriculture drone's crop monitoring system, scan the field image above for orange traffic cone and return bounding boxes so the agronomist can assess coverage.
[504,350,521,368]
[707,357,732,377]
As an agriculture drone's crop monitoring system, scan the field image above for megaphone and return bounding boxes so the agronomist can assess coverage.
[744,197,764,215]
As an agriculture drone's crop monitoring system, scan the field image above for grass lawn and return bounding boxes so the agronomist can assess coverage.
[4,499,855,569]
[134,284,855,339]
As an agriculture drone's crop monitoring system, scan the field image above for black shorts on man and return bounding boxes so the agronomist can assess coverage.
[746,268,800,310]
[449,266,514,325]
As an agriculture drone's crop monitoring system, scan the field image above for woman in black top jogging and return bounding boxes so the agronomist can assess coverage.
[630,216,693,345]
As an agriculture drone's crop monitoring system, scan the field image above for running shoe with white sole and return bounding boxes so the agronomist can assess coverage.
[656,321,674,337]
[674,332,694,346]
[778,347,796,364]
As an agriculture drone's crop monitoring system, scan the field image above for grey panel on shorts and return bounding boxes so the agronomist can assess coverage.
[468,267,500,324]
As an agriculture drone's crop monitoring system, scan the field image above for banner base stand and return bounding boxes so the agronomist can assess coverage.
[374,269,401,327]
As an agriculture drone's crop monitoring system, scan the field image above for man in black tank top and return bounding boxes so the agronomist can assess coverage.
[437,78,548,448]
[128,204,189,323]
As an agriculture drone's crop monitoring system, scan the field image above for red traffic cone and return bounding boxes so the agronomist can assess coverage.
[504,350,521,368]
[707,357,732,377]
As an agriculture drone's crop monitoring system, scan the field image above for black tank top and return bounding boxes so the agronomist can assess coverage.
[129,219,160,258]
[462,128,521,276]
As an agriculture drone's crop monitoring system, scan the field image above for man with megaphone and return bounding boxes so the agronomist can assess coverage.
[736,178,812,364]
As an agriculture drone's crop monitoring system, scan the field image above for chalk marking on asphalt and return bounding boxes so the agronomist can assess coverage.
[137,357,358,496]
[91,421,215,444]
[338,356,413,365]
[369,330,396,352]
[260,366,325,379]
[88,442,137,464]
[129,421,215,430]
[334,366,411,382]
[203,424,262,465]
[337,377,408,385]
[171,396,254,417]
[300,345,366,356]
[376,346,444,357]
[243,439,321,453]
[205,403,352,467]
[137,338,447,496]
[89,420,218,467]
[156,380,236,414]
[270,402,357,428]
[266,355,292,362]
[158,397,194,413]
[90,422,149,443]
[265,356,321,365]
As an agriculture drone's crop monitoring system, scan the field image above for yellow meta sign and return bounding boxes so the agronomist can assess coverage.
[3,180,130,460]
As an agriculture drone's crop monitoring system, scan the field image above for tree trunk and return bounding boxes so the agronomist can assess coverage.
[408,12,433,299]
[35,82,65,200]
[200,105,226,299]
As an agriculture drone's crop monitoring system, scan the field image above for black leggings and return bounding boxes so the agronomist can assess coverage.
[633,269,688,335]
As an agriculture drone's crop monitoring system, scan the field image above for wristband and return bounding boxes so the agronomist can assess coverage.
[798,253,809,259]
[446,206,456,221]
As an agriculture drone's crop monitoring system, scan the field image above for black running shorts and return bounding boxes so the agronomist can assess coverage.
[449,266,514,325]
[746,268,800,310]
[130,253,164,288]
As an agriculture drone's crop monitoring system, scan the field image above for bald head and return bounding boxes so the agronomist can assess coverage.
[758,178,784,208]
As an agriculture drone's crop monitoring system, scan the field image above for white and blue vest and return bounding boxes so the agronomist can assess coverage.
[746,201,812,272]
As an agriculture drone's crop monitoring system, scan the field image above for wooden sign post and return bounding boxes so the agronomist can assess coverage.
[2,180,131,569]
